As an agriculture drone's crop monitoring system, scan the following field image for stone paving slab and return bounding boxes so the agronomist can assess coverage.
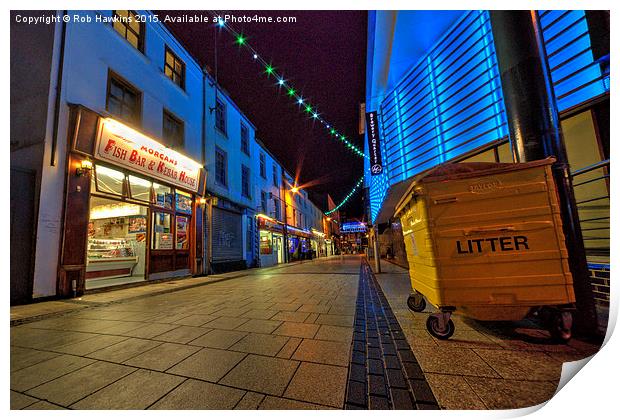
[230,333,291,356]
[259,396,333,410]
[86,337,162,363]
[167,347,246,382]
[124,342,201,371]
[150,379,245,409]
[11,354,96,392]
[292,339,351,366]
[70,369,185,409]
[220,354,300,395]
[234,391,266,409]
[188,329,248,349]
[284,362,348,407]
[10,347,60,372]
[26,361,136,406]
[10,391,38,409]
[151,325,212,344]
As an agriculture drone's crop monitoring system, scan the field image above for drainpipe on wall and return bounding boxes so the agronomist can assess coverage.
[490,10,597,333]
[49,10,67,167]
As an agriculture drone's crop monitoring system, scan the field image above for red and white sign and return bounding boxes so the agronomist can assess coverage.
[95,118,201,193]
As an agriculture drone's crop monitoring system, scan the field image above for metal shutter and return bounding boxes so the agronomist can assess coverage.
[211,207,243,262]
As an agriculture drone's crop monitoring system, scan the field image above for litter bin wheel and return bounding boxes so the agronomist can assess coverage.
[426,316,455,340]
[407,294,426,312]
[548,311,573,343]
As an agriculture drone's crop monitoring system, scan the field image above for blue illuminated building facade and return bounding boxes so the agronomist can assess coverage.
[365,10,610,320]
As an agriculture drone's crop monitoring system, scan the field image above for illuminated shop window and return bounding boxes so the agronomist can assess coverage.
[152,212,172,250]
[95,165,125,196]
[128,175,151,202]
[153,183,173,209]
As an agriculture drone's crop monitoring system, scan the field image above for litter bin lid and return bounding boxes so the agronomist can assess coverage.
[395,156,557,215]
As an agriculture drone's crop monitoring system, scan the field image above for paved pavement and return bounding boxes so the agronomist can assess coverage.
[374,259,602,409]
[10,256,602,410]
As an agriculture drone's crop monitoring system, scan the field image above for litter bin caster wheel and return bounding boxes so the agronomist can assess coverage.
[548,311,573,344]
[407,294,426,312]
[426,314,455,340]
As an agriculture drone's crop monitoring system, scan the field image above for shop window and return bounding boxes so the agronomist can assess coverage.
[175,190,193,214]
[164,46,185,89]
[107,74,141,127]
[95,165,125,196]
[176,215,189,249]
[112,10,144,52]
[153,183,173,209]
[215,98,227,134]
[260,230,273,254]
[152,212,172,249]
[163,110,184,149]
[128,175,151,202]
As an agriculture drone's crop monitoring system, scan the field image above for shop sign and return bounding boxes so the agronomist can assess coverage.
[258,217,283,233]
[95,118,201,192]
[365,111,383,175]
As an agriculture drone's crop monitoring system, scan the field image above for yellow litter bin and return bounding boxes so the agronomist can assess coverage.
[394,157,576,341]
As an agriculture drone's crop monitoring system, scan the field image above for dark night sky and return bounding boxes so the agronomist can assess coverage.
[160,10,367,218]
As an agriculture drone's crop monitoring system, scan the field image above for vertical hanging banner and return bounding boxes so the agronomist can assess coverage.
[366,111,383,175]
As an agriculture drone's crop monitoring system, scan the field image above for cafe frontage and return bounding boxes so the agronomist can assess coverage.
[58,105,206,297]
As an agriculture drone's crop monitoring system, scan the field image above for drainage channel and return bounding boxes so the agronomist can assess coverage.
[345,261,439,410]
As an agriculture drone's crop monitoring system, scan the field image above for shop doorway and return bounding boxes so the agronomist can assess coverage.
[274,234,284,264]
[86,196,148,289]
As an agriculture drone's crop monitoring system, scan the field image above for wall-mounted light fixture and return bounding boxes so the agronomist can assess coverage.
[76,159,93,177]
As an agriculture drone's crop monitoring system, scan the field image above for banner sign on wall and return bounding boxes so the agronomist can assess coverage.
[95,118,202,192]
[365,111,383,175]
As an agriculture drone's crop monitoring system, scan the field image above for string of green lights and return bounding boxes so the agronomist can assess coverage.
[325,176,365,215]
[212,13,366,214]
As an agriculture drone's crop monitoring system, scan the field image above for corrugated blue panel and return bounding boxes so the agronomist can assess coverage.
[540,10,609,111]
[370,10,508,221]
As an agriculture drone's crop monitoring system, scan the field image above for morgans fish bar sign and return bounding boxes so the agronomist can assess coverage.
[95,119,201,193]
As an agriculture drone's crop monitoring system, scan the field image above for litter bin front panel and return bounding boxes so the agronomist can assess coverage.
[397,162,575,320]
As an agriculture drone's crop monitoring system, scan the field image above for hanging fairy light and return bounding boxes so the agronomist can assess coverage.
[325,176,365,215]
[210,12,369,159]
[211,13,367,214]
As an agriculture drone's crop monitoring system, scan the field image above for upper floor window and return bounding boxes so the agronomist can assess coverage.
[274,199,281,220]
[112,10,144,52]
[215,98,226,134]
[215,147,227,187]
[261,191,268,213]
[164,46,185,89]
[272,165,278,188]
[240,123,250,156]
[107,73,141,126]
[259,153,266,179]
[162,110,184,149]
[241,165,251,198]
